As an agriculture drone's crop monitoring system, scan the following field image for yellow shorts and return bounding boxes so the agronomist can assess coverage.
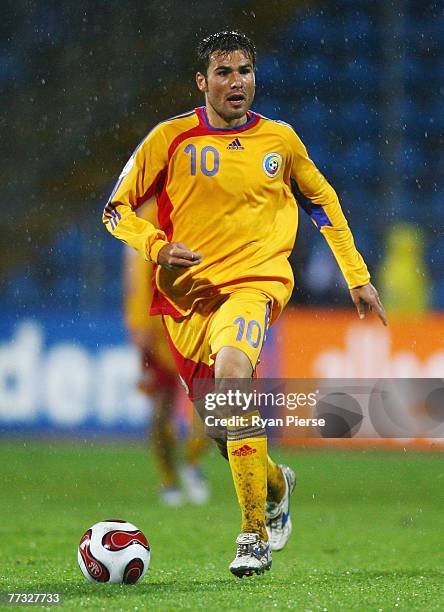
[162,290,271,399]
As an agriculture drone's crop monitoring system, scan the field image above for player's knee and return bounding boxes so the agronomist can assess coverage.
[215,346,253,379]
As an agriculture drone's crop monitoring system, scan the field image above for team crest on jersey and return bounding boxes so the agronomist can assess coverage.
[262,152,282,178]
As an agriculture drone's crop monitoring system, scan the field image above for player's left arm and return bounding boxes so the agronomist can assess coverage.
[288,129,387,325]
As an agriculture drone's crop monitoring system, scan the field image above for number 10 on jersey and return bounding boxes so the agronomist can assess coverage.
[185,144,219,176]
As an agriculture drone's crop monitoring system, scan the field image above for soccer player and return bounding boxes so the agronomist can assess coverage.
[124,203,209,506]
[103,30,387,577]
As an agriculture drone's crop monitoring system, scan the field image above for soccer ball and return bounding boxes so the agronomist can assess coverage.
[78,520,150,584]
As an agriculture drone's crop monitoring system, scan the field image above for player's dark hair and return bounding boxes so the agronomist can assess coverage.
[196,30,256,75]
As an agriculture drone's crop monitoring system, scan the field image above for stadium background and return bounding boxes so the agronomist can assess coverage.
[1,0,442,435]
[1,2,444,609]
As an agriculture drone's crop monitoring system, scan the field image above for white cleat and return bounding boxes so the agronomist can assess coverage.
[229,533,272,578]
[266,465,296,552]
[180,464,210,505]
[160,486,183,507]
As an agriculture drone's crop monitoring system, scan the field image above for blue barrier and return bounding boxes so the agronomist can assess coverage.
[0,312,152,435]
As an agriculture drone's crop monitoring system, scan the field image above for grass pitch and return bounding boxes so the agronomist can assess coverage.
[1,440,443,610]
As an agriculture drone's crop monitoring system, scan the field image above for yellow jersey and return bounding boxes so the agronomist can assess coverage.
[103,106,370,323]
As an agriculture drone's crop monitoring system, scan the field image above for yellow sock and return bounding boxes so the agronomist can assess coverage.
[267,456,286,502]
[227,424,268,541]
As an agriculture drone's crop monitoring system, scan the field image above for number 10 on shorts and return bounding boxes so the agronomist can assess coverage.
[234,317,262,349]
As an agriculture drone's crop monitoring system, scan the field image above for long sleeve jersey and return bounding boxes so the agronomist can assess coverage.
[103,106,370,323]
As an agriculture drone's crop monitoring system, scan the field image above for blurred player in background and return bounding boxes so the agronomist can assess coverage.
[124,203,209,506]
[378,223,429,314]
[104,30,386,577]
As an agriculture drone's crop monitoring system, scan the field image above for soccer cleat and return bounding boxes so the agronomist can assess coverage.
[180,464,210,505]
[229,533,272,578]
[265,465,296,552]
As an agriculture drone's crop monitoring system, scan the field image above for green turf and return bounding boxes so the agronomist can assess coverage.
[0,440,443,611]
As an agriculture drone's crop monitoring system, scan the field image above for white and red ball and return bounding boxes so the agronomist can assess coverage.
[78,520,150,584]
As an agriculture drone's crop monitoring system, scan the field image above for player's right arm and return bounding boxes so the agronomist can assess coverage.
[103,125,201,268]
[103,125,170,263]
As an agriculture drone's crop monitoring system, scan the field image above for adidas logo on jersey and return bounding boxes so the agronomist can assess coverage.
[231,444,257,456]
[227,138,244,150]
